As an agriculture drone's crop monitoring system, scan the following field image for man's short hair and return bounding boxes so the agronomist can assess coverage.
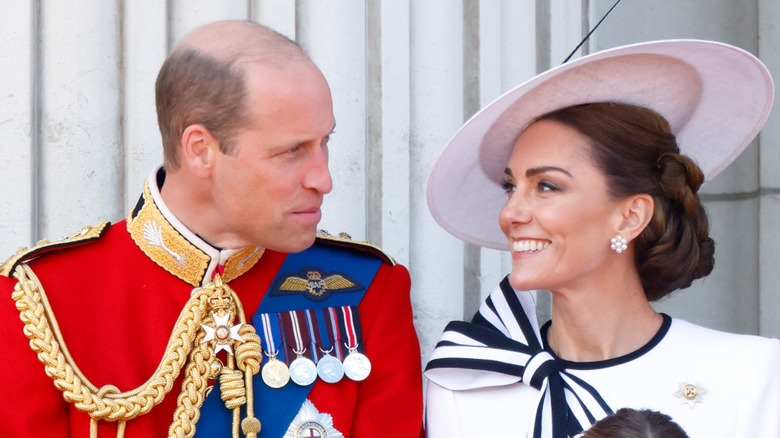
[154,21,305,169]
[155,49,248,168]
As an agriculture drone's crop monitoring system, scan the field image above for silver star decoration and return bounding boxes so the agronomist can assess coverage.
[284,399,343,438]
[673,379,707,408]
[201,311,244,355]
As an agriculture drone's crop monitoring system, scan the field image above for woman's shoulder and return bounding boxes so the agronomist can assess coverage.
[666,317,780,361]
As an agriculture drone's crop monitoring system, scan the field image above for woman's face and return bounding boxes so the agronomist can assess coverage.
[499,119,626,293]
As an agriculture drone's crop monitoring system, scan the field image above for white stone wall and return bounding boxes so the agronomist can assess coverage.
[1,0,777,369]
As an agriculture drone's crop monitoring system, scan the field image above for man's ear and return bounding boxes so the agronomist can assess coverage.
[179,124,219,177]
[617,194,654,240]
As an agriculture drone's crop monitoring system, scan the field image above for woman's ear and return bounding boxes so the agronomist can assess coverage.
[618,194,654,240]
[179,124,219,178]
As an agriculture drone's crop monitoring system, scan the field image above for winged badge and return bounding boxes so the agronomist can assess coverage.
[274,268,363,301]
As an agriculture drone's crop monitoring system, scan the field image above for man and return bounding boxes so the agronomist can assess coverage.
[0,20,423,437]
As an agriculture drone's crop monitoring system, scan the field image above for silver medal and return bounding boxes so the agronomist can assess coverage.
[262,357,291,389]
[290,353,318,386]
[316,351,345,383]
[342,349,371,381]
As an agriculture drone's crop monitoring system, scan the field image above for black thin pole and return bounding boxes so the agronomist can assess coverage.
[562,0,623,64]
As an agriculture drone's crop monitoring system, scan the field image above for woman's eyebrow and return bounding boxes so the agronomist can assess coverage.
[525,166,572,178]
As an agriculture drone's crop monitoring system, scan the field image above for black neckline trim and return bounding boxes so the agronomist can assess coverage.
[540,313,672,370]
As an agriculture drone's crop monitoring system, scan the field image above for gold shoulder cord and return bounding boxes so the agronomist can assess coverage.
[11,265,263,438]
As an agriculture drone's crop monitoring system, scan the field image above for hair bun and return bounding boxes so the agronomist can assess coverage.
[656,152,705,220]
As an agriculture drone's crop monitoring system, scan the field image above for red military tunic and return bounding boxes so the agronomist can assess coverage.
[0,172,423,437]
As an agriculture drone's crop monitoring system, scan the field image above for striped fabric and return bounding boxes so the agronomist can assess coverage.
[425,277,612,437]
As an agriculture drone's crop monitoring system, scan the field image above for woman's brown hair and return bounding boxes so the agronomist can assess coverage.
[539,102,714,301]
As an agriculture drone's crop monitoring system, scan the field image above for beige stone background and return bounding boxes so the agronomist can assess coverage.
[1,0,778,370]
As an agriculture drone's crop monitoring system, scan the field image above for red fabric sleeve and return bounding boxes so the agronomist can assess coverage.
[351,262,424,436]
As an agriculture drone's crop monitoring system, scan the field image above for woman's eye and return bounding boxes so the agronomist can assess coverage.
[501,180,515,195]
[538,181,559,192]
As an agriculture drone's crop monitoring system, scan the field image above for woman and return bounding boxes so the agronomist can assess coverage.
[424,40,780,437]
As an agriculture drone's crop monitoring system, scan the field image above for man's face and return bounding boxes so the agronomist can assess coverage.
[209,60,335,252]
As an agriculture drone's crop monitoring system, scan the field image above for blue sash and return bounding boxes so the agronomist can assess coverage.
[195,242,382,437]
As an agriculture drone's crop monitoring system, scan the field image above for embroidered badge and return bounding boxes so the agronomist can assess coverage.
[272,268,363,301]
[142,221,185,265]
[673,379,706,408]
[284,399,343,438]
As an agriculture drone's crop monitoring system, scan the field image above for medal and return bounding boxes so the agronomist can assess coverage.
[285,311,318,386]
[260,313,290,388]
[262,355,291,388]
[289,350,318,386]
[316,349,344,383]
[312,309,345,384]
[339,306,371,381]
[342,347,371,381]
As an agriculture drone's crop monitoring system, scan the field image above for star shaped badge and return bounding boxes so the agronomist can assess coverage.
[201,311,244,355]
[284,399,343,438]
[673,379,707,408]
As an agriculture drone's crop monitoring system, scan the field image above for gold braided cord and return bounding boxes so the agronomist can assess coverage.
[235,325,263,437]
[235,325,262,375]
[12,263,263,437]
[168,278,263,438]
[168,330,214,437]
[89,419,127,438]
[219,369,247,409]
[11,264,211,427]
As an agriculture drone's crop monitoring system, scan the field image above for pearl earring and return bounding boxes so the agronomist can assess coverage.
[610,235,628,254]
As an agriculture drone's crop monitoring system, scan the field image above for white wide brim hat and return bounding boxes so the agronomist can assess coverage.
[427,39,774,250]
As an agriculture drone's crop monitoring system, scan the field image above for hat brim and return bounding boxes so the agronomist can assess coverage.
[427,39,774,250]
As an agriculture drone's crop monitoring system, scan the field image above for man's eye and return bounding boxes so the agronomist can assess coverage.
[287,145,301,155]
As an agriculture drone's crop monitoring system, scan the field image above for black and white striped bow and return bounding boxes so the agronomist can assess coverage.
[425,277,612,438]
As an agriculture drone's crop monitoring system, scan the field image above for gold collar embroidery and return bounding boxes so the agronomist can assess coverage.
[127,180,264,286]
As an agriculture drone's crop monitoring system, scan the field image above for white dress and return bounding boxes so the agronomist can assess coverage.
[424,279,780,438]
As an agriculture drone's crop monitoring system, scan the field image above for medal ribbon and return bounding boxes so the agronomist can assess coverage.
[284,310,311,357]
[425,276,614,438]
[305,309,323,362]
[276,313,291,365]
[260,313,283,361]
[325,307,345,360]
[340,305,364,353]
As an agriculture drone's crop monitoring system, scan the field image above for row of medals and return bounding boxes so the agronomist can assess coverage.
[261,347,372,389]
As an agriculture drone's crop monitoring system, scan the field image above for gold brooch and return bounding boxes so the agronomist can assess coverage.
[673,380,706,407]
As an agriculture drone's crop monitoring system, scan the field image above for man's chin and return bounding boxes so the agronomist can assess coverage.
[276,233,317,254]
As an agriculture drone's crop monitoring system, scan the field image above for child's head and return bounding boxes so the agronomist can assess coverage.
[580,408,689,438]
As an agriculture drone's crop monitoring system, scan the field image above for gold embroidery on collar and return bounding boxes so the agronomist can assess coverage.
[222,245,265,283]
[127,180,263,286]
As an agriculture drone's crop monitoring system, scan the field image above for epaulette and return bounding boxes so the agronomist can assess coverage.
[0,222,111,277]
[315,231,396,266]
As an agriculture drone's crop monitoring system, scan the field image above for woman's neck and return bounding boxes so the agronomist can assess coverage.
[545,284,663,362]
